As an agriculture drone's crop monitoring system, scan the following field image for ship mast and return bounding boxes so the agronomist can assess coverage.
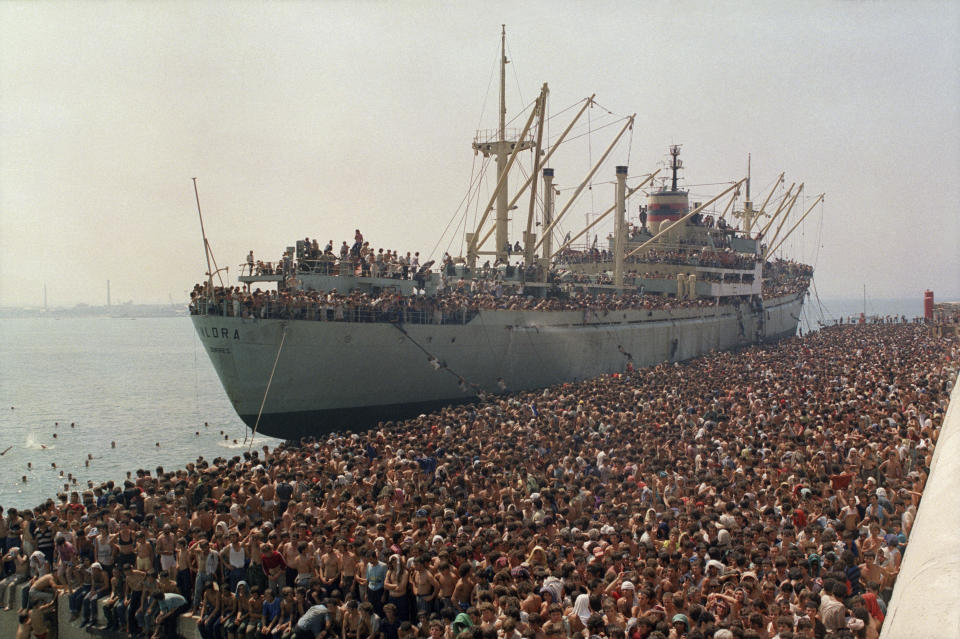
[734,154,762,233]
[468,25,534,267]
[669,144,682,191]
[495,25,509,264]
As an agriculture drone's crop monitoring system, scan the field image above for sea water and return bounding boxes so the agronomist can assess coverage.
[0,317,281,510]
[800,296,926,332]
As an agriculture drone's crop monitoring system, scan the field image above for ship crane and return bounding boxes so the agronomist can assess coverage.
[766,184,804,252]
[757,182,794,235]
[765,193,825,260]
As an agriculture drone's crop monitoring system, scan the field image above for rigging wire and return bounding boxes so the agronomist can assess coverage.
[429,154,488,261]
[811,276,832,324]
[588,99,621,117]
[476,39,500,136]
[587,100,594,218]
[557,117,629,145]
[504,97,541,129]
[812,198,825,271]
[505,37,525,116]
[546,98,585,122]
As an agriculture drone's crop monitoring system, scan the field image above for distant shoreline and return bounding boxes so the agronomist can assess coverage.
[0,304,187,319]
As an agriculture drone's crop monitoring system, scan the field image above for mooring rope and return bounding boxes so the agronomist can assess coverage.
[248,323,287,448]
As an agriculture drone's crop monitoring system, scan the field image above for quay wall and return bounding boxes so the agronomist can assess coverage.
[0,586,200,639]
[880,369,960,638]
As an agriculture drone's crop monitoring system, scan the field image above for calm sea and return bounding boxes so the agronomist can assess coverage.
[0,317,281,510]
[0,296,923,510]
[800,296,926,332]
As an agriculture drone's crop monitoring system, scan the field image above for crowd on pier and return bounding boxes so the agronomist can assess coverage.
[1,322,955,639]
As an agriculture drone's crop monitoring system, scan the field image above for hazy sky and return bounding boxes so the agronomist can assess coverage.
[1,1,957,308]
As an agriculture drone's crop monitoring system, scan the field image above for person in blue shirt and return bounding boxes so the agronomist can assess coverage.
[362,551,387,617]
[151,591,187,639]
[261,587,283,638]
[294,603,329,639]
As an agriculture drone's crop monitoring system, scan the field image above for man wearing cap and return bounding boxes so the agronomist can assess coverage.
[670,613,689,637]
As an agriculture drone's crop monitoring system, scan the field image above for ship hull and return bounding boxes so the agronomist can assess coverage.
[192,292,806,439]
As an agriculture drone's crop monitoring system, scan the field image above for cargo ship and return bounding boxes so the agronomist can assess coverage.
[189,28,818,440]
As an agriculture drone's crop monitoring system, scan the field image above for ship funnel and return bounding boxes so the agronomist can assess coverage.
[648,147,689,235]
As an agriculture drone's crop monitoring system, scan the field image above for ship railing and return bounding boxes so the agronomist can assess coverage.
[190,298,479,325]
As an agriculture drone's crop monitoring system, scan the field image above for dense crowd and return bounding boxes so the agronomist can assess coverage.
[1,323,955,639]
[190,256,810,324]
[189,284,738,324]
[569,249,754,272]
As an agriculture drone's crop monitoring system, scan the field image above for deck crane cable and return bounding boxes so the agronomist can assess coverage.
[811,276,832,325]
[247,323,287,449]
[546,98,586,123]
[512,162,549,248]
[458,155,487,256]
[435,38,499,263]
[589,99,619,117]
[504,97,540,129]
[800,299,812,334]
[812,197,825,270]
[588,100,595,221]
[477,36,499,134]
[560,118,631,145]
[430,154,489,262]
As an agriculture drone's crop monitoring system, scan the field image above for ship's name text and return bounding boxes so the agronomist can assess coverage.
[198,327,240,340]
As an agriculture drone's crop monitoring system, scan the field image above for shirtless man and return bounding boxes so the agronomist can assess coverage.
[245,585,264,639]
[16,610,30,639]
[156,524,177,577]
[115,566,144,633]
[246,531,267,593]
[292,542,317,589]
[318,539,341,596]
[25,572,65,609]
[411,554,439,616]
[174,538,193,603]
[259,480,277,522]
[859,550,885,591]
[29,598,57,639]
[435,560,458,611]
[452,563,475,611]
[135,531,155,572]
[244,486,262,526]
[340,542,359,597]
